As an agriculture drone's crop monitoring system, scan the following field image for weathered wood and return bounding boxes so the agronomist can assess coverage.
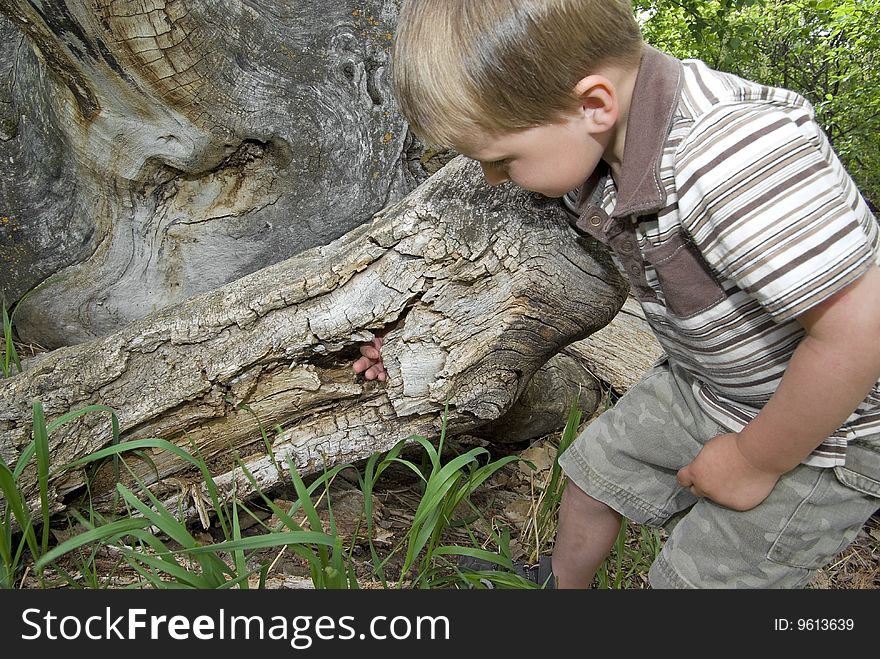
[0,0,421,348]
[0,157,628,523]
[568,296,664,394]
[474,349,603,443]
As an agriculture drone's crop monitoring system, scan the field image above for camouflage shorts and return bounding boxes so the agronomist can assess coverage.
[558,359,880,588]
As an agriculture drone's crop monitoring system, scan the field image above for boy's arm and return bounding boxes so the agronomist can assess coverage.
[677,264,880,511]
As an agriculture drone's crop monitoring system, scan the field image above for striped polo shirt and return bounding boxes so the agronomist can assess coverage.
[565,46,879,467]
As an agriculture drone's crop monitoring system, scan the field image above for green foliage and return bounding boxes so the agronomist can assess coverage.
[595,519,664,589]
[4,394,662,590]
[2,301,22,378]
[636,0,880,206]
[239,458,362,590]
[0,402,122,588]
[355,406,531,589]
[525,397,582,563]
[37,437,345,589]
[6,399,534,589]
[0,454,41,588]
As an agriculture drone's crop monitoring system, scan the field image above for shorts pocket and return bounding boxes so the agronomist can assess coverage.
[642,231,726,318]
[768,467,873,570]
[833,435,880,498]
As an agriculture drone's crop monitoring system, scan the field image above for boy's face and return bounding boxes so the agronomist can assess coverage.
[461,110,608,198]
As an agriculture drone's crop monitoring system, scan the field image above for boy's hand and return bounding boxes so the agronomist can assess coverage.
[353,336,387,382]
[676,432,781,511]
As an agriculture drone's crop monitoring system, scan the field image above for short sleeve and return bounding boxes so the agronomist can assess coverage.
[674,103,876,323]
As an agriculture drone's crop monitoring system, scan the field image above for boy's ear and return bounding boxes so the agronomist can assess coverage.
[572,75,618,133]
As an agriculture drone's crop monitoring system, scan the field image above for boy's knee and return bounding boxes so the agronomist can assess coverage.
[559,478,615,516]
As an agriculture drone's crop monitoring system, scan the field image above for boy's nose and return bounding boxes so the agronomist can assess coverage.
[480,162,509,186]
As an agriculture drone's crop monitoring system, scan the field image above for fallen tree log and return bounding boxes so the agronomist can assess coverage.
[0,156,628,524]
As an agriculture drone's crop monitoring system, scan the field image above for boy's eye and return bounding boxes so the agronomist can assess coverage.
[486,158,509,168]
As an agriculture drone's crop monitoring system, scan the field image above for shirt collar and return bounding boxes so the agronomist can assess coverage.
[607,45,683,218]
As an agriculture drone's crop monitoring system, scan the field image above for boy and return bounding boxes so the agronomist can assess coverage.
[354,0,880,588]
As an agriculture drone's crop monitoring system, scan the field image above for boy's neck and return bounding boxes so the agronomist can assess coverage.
[598,61,640,181]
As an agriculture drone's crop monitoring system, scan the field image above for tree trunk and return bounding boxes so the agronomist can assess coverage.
[0,0,421,348]
[0,156,629,524]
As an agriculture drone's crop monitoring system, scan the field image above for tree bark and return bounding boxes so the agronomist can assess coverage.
[0,0,420,348]
[0,156,629,524]
[569,296,664,395]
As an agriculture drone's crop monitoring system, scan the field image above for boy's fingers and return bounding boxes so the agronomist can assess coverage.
[354,337,387,379]
[353,356,374,373]
[676,466,692,488]
[365,365,384,380]
[677,467,705,498]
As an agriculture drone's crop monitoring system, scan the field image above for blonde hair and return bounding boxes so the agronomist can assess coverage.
[392,0,643,148]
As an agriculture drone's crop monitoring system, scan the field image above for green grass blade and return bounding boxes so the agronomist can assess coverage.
[4,308,20,375]
[354,436,426,585]
[234,402,280,473]
[35,517,152,571]
[45,404,119,435]
[0,455,40,565]
[387,457,430,484]
[185,531,337,554]
[115,545,213,589]
[60,438,202,475]
[230,498,247,589]
[447,570,540,589]
[467,454,523,491]
[8,405,120,481]
[31,402,52,557]
[432,545,515,570]
[395,445,498,580]
[2,305,21,377]
[182,434,230,539]
[284,458,330,570]
[117,484,198,550]
[217,570,262,590]
[116,483,231,587]
[12,442,36,481]
[357,453,390,585]
[409,449,487,526]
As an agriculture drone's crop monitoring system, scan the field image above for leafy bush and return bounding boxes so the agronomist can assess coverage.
[636,0,880,207]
